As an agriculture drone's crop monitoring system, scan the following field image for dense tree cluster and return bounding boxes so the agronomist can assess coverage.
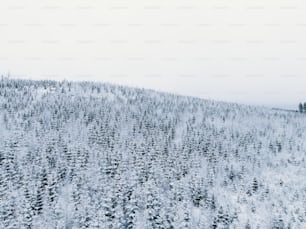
[0,78,305,228]
[298,102,306,113]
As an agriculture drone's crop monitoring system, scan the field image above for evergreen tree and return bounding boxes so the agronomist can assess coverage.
[299,103,303,113]
[252,178,259,193]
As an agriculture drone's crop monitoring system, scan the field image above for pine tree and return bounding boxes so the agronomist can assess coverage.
[121,188,137,229]
[103,191,117,228]
[22,188,33,229]
[146,189,163,229]
[252,178,259,193]
[299,103,303,113]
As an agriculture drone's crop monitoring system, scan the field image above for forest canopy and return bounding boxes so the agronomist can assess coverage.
[0,78,305,228]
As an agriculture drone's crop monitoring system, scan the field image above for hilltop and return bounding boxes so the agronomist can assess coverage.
[0,78,305,228]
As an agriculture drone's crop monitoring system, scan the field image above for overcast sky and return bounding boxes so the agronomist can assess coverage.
[1,0,306,109]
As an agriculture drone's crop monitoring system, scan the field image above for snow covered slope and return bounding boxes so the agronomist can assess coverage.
[0,78,305,228]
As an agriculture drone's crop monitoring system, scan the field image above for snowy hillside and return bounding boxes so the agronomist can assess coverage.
[0,78,305,228]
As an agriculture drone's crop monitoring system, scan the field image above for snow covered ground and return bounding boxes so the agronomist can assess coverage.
[0,78,305,228]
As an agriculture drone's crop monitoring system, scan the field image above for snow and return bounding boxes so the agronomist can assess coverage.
[0,78,305,228]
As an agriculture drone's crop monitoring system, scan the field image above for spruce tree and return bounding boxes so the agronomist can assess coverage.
[299,103,303,113]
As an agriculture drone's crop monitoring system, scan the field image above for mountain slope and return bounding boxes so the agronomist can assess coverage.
[0,78,305,228]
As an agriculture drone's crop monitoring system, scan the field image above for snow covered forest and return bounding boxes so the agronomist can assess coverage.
[0,78,305,228]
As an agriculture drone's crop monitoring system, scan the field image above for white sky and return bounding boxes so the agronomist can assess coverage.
[1,0,306,109]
